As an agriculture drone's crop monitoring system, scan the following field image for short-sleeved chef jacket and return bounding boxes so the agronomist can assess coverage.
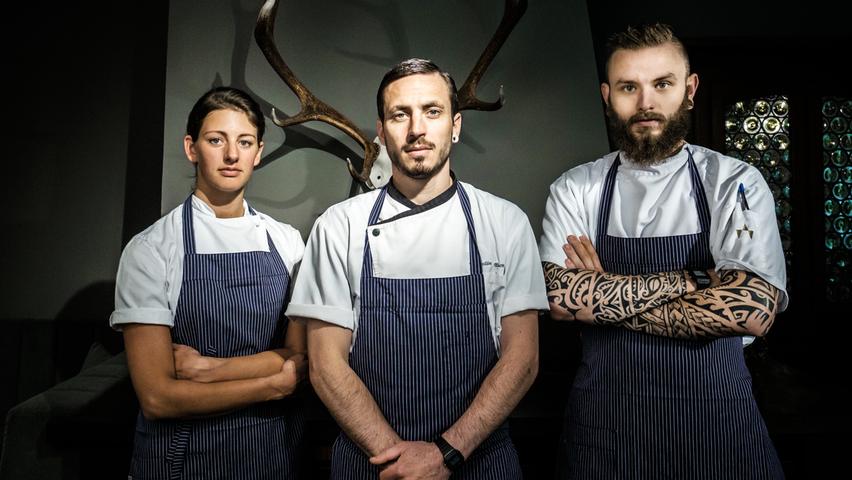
[539,144,788,311]
[110,194,305,329]
[286,181,549,349]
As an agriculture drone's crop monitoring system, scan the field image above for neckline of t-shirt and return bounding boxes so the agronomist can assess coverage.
[618,144,691,176]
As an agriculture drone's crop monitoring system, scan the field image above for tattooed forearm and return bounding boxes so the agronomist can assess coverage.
[631,270,781,339]
[543,262,690,323]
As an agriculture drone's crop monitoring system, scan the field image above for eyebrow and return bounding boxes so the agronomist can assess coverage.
[203,130,257,139]
[388,100,446,112]
[614,72,678,86]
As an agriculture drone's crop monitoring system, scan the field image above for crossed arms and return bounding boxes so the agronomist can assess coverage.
[544,235,781,339]
[123,320,307,420]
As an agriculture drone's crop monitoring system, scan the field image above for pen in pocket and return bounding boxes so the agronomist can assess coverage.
[738,183,750,211]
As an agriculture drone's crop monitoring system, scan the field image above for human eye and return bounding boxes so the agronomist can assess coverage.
[391,111,408,121]
[426,108,442,118]
[620,84,636,93]
[238,138,255,148]
[656,80,672,89]
[207,136,223,146]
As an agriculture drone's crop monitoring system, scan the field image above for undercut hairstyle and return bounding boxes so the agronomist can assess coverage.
[376,58,459,120]
[186,86,266,142]
[604,23,691,79]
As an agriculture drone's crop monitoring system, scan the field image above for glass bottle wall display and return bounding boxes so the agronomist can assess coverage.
[724,95,793,289]
[725,95,852,301]
[822,97,852,301]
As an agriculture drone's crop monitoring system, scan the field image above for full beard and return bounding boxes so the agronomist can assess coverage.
[607,94,692,165]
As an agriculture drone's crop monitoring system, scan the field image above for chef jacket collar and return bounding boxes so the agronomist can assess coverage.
[378,171,459,225]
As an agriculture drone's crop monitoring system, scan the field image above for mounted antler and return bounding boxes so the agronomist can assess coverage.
[457,0,528,111]
[254,0,527,188]
[255,0,380,188]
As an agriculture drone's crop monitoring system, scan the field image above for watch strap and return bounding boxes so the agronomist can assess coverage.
[691,269,711,289]
[434,435,464,472]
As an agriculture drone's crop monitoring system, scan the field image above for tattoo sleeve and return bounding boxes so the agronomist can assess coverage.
[633,270,780,339]
[544,261,781,339]
[543,261,690,323]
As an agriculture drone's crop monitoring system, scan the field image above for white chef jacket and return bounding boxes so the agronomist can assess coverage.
[109,194,305,330]
[286,180,549,349]
[540,144,788,311]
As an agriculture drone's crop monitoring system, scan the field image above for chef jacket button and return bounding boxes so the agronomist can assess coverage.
[372,228,380,237]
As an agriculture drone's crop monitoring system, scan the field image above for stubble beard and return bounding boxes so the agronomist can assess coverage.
[390,140,451,180]
[607,93,692,165]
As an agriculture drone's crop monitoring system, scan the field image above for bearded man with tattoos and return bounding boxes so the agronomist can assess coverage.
[540,23,787,479]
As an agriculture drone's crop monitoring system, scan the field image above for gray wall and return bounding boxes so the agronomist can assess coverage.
[163,0,609,239]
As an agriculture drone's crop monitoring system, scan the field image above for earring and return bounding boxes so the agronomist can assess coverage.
[452,135,458,143]
[687,98,695,110]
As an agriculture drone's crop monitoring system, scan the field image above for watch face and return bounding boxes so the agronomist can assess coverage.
[444,449,463,470]
[692,270,711,288]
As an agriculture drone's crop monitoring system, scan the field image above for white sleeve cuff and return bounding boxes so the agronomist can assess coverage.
[501,294,550,317]
[109,308,173,331]
[285,303,354,330]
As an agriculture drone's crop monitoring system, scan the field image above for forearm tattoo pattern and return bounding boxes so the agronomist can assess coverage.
[543,263,780,339]
[636,270,779,339]
[543,262,689,323]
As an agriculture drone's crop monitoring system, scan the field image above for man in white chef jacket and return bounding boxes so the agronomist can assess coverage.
[286,58,548,479]
[540,23,787,479]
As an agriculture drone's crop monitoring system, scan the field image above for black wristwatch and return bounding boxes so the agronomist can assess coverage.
[434,435,465,472]
[691,270,711,289]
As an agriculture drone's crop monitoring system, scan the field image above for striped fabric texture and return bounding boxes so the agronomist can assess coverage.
[129,196,304,480]
[330,184,521,479]
[559,151,784,479]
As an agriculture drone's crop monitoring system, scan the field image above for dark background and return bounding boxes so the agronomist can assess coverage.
[2,0,850,478]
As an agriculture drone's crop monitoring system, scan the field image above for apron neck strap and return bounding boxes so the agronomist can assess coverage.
[596,148,711,243]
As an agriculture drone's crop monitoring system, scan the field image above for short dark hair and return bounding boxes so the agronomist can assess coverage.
[376,58,459,120]
[604,23,690,80]
[186,86,265,141]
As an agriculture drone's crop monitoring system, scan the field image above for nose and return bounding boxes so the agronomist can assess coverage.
[407,113,426,142]
[637,88,655,112]
[225,141,239,163]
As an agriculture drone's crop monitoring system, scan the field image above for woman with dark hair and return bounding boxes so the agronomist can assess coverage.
[110,86,306,479]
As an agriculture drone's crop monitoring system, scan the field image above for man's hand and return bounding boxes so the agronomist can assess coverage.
[369,441,450,480]
[563,235,603,272]
[173,344,220,382]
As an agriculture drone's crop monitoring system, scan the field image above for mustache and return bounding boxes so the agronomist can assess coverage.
[629,112,667,124]
[404,141,435,151]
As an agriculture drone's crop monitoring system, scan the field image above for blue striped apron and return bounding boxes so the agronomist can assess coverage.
[129,195,303,480]
[559,151,784,479]
[330,183,521,479]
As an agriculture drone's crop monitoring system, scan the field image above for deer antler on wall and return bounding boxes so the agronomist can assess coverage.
[254,0,528,190]
[458,0,528,111]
